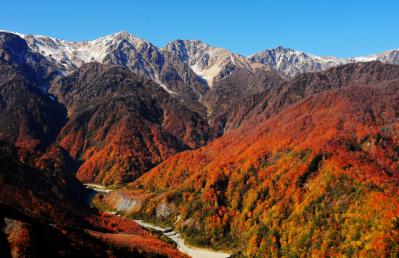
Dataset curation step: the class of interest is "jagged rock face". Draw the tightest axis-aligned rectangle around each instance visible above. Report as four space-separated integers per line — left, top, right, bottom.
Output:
164 39 271 87
370 49 399 64
8 29 399 94
249 46 399 77
20 32 209 112
20 31 162 76
158 51 208 114
249 46 351 77
14 29 399 121
51 63 212 184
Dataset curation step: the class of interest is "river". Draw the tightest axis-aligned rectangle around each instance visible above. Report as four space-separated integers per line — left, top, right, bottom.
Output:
86 184 231 258
134 220 231 258
85 183 114 193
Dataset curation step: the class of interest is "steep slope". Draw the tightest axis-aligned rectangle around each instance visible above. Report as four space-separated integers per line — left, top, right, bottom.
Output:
164 40 270 87
0 32 78 188
0 64 67 152
50 63 212 185
17 31 209 113
0 32 66 152
213 61 399 134
97 63 399 256
204 67 285 118
249 46 399 77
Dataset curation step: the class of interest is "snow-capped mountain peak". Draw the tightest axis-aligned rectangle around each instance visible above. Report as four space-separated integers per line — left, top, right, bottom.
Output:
3 29 399 93
16 31 154 73
164 39 270 87
248 46 349 77
249 46 399 77
92 31 149 48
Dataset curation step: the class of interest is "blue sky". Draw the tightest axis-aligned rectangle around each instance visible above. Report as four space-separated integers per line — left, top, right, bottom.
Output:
1 1 398 57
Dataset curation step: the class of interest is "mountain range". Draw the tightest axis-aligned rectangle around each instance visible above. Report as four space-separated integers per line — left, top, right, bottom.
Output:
6 30 399 115
1 30 399 257
10 30 399 79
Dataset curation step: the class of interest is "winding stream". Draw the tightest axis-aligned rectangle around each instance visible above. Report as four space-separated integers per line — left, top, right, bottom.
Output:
134 220 231 258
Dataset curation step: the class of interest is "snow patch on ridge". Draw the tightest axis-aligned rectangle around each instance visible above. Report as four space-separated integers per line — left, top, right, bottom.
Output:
164 40 270 87
156 80 178 95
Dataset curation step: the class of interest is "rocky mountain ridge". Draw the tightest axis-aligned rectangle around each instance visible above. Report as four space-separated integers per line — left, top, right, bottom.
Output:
249 45 399 77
